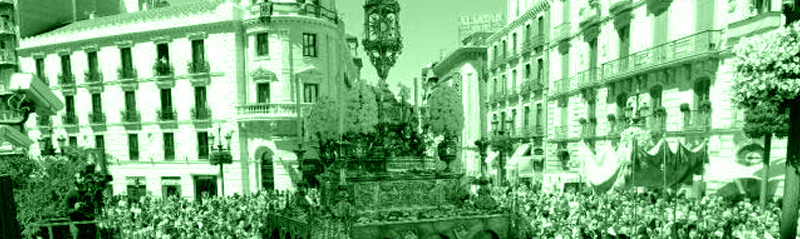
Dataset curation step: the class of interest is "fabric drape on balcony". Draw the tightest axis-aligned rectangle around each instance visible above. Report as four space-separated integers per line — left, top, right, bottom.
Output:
505 143 530 169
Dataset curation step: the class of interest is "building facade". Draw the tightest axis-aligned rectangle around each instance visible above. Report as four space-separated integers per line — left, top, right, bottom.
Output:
429 32 490 176
19 0 360 200
485 0 551 184
542 0 786 194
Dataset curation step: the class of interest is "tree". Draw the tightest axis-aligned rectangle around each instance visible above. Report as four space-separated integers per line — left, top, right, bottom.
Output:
730 21 800 239
426 84 465 170
306 96 341 167
343 80 379 159
740 101 790 209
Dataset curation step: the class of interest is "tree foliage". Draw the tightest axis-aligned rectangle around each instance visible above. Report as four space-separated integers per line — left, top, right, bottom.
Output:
731 22 800 111
344 80 379 136
741 101 790 139
426 85 464 140
306 96 341 143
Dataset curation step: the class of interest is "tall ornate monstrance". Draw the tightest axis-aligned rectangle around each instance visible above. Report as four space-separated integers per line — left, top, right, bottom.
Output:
363 0 402 82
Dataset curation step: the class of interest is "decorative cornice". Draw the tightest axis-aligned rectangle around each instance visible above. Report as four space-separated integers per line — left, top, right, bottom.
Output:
115 41 134 48
187 31 208 40
83 45 99 52
487 0 552 43
250 67 278 82
151 36 173 44
17 21 236 57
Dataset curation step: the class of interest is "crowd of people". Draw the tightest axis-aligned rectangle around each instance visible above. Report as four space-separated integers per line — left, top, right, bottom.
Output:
63 183 784 239
495 184 782 239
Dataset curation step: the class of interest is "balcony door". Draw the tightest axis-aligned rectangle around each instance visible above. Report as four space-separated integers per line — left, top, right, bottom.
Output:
87 51 99 75
121 47 133 73
257 83 270 103
193 175 217 201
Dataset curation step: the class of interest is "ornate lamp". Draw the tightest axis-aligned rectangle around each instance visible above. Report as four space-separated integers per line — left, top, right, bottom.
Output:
363 0 402 82
209 126 233 196
57 135 66 153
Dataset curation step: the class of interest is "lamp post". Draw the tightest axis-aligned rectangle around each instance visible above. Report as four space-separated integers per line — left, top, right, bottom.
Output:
209 126 232 196
294 144 307 188
475 138 489 177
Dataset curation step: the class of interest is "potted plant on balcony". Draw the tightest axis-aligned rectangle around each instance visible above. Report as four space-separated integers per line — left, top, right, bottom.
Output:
427 83 464 172
153 58 173 77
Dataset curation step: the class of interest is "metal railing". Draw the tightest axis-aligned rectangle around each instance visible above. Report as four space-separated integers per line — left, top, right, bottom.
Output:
553 22 571 41
57 72 75 86
88 111 106 124
0 19 15 34
191 105 212 120
255 1 339 24
552 77 570 96
187 60 210 74
601 30 722 80
236 103 313 120
120 109 140 123
117 66 137 80
575 67 600 89
26 219 100 239
554 125 569 139
61 112 78 125
153 60 174 76
84 70 103 83
157 107 177 121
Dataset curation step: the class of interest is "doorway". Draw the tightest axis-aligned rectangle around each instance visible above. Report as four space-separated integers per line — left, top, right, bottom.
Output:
193 175 217 201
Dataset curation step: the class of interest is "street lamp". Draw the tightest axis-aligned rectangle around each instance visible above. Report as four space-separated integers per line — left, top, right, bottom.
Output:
209 126 233 196
475 138 489 177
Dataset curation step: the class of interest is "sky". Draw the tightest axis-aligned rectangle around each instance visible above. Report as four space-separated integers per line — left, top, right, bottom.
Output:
168 0 506 94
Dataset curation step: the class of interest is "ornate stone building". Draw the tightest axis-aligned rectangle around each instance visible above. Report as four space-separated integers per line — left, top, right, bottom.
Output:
543 0 786 194
19 0 360 200
485 0 551 184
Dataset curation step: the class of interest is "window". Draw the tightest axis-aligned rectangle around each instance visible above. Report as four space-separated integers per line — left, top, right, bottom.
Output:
60 55 72 76
257 83 270 103
164 132 175 160
303 84 319 103
500 112 506 132
261 153 274 190
525 64 531 80
120 47 133 71
512 33 518 54
536 103 543 128
524 106 530 132
589 39 598 69
65 96 75 114
256 33 269 56
157 43 169 61
125 91 136 112
69 136 78 147
511 70 517 91
492 45 498 63
537 59 544 82
197 132 209 159
192 40 205 64
525 25 531 42
87 51 99 74
619 26 630 65
303 33 317 57
537 16 544 37
161 177 181 198
511 109 517 135
195 86 207 108
501 40 507 58
160 89 173 109
95 135 105 150
91 93 102 114
128 134 139 160
35 58 46 84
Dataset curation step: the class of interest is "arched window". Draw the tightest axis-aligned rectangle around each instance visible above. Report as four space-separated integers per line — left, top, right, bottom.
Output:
649 85 663 108
261 152 274 190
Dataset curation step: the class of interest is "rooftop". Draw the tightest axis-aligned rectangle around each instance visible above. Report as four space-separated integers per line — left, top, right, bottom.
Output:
30 1 223 39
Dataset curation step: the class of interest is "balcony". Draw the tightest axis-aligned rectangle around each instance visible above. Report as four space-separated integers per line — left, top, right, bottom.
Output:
575 68 600 89
579 6 600 29
117 66 138 81
0 49 14 65
553 23 571 42
120 110 141 124
601 30 721 82
534 125 544 136
506 86 520 101
551 77 571 96
88 111 106 126
156 107 177 122
251 1 339 24
153 59 174 77
609 0 633 15
84 70 103 92
581 122 597 138
36 115 51 128
61 112 78 126
0 19 14 35
236 103 313 121
57 72 76 94
191 105 212 121
554 125 568 140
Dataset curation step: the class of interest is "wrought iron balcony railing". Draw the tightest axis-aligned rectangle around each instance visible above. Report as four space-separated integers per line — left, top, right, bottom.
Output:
535 125 544 135
120 109 141 123
191 105 212 120
575 68 600 89
555 125 569 139
602 30 721 81
0 19 14 34
187 60 210 74
88 111 106 125
551 77 571 96
253 1 340 24
117 66 137 80
236 103 313 120
84 70 103 83
553 22 571 42
157 107 177 121
153 59 174 76
61 112 78 126
57 72 75 86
